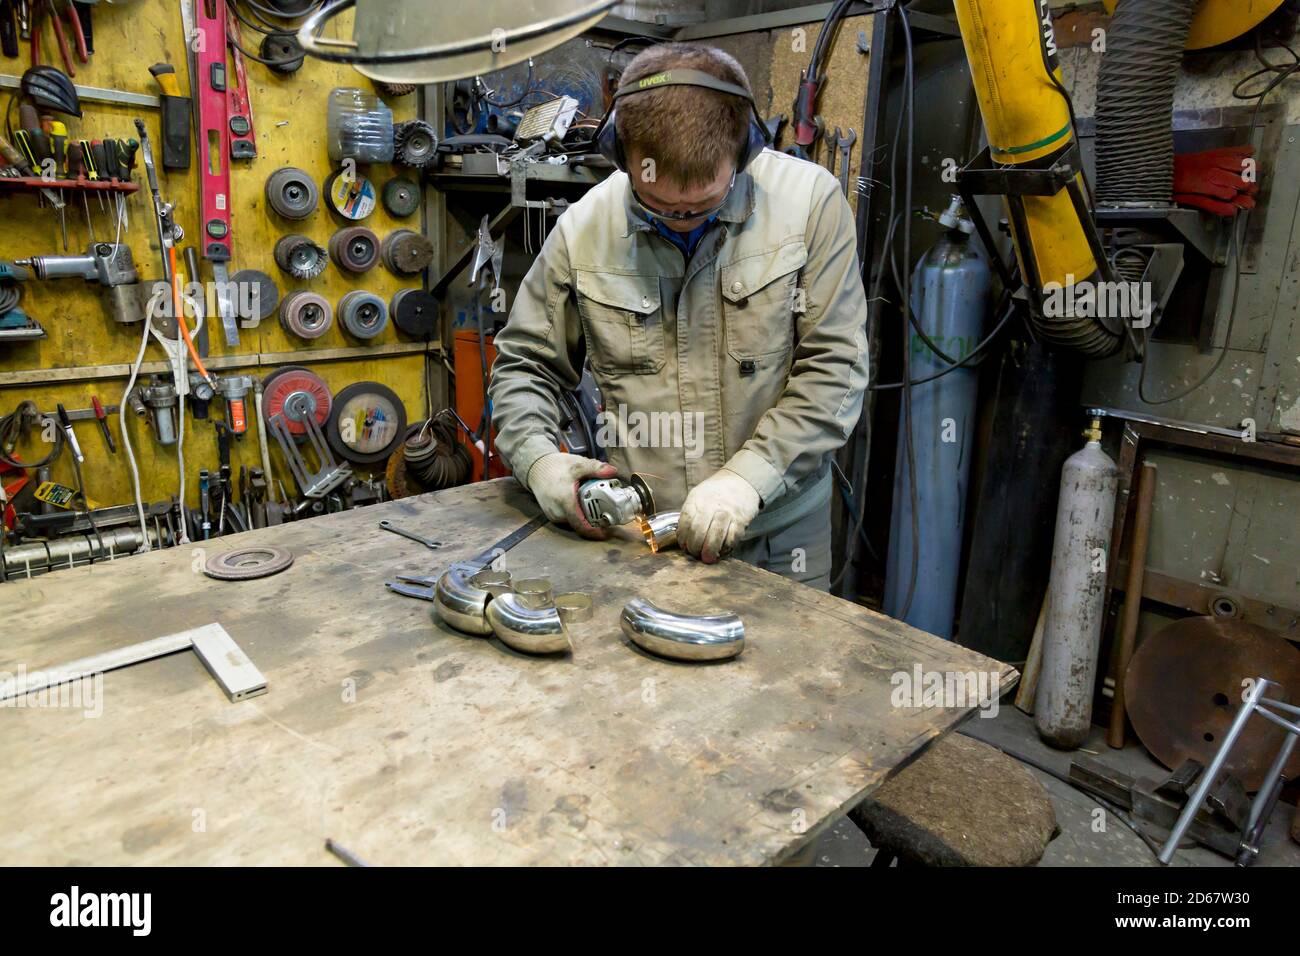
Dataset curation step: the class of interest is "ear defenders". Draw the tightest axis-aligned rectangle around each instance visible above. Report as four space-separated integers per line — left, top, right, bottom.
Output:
594 67 771 174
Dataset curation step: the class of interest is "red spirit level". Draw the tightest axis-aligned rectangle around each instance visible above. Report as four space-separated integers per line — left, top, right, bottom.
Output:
194 0 239 346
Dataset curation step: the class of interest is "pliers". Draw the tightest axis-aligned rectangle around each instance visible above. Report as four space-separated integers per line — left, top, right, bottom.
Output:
29 0 84 76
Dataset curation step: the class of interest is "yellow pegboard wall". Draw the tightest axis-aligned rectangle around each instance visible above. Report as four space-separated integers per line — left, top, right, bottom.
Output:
0 1 431 512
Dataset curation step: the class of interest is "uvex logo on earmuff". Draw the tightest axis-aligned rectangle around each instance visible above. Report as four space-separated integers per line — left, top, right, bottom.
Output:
637 72 672 89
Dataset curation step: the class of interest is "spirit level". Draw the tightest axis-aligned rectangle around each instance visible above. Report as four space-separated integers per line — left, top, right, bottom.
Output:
193 0 239 346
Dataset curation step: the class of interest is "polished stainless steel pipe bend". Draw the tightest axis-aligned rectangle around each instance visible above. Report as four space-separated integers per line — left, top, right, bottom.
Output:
485 591 573 654
619 597 745 661
434 562 494 635
638 511 680 553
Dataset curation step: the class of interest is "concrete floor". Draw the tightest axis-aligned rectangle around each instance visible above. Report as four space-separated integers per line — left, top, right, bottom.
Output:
808 706 1300 867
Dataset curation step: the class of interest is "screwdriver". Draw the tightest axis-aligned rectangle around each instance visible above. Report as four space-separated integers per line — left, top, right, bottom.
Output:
2 130 63 209
0 131 33 175
66 141 94 240
48 119 69 249
48 120 67 177
119 138 139 177
83 139 106 214
91 395 116 453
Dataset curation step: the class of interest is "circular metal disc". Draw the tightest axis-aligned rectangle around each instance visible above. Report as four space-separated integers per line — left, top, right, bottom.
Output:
382 229 434 274
204 545 295 581
325 381 407 464
231 269 280 321
329 226 380 273
273 234 328 279
1125 616 1300 790
279 290 333 339
338 290 389 339
261 33 304 73
390 288 439 337
382 176 421 217
262 365 332 436
324 169 377 220
265 166 319 219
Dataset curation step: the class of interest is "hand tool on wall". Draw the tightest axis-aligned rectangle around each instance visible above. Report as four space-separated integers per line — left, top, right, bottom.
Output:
29 0 76 77
53 0 85 67
148 62 191 170
2 137 64 222
825 126 839 175
193 0 239 346
1 1 18 58
54 402 81 462
11 101 67 219
137 119 213 391
836 127 855 197
71 0 89 53
790 73 819 160
91 394 115 453
0 257 42 339
14 243 140 325
181 246 208 356
252 378 276 503
468 214 503 294
198 467 211 538
212 419 235 534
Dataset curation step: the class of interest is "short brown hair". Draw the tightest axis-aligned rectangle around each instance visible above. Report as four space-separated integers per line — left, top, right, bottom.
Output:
614 43 753 187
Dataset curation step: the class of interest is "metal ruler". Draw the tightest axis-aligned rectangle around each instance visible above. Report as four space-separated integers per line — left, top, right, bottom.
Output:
0 623 266 704
192 0 239 346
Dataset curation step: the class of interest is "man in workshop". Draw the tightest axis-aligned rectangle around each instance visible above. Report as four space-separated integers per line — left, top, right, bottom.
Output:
487 42 869 591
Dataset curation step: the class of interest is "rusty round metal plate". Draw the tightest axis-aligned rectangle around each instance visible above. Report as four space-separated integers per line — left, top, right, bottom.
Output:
204 546 295 581
1124 616 1300 790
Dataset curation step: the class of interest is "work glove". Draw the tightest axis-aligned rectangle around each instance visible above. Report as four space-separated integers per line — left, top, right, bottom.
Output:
1173 145 1259 217
677 468 761 564
525 452 618 540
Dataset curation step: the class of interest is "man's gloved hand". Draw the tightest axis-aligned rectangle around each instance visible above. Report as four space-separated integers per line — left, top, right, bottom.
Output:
678 468 761 564
525 452 618 539
1174 145 1259 217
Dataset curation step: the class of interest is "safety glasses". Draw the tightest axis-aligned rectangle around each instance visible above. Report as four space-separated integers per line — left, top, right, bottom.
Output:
629 169 737 222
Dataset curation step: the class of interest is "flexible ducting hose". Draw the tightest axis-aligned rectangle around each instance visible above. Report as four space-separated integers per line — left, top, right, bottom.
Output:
952 0 1122 357
403 410 472 489
1096 0 1198 206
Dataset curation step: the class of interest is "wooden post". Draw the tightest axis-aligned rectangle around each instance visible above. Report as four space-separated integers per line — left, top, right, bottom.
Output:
1108 461 1157 749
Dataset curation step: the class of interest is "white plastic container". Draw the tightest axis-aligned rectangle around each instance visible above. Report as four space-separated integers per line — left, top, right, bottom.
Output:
327 88 394 163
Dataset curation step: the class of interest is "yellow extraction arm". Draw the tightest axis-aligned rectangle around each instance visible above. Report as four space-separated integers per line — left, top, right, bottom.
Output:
951 0 1116 355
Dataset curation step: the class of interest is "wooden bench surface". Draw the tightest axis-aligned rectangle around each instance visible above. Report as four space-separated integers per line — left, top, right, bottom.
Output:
0 479 1016 865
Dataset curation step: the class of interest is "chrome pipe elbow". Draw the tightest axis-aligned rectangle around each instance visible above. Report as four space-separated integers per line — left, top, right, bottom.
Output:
638 511 680 553
485 591 573 655
619 597 745 661
434 562 494 635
